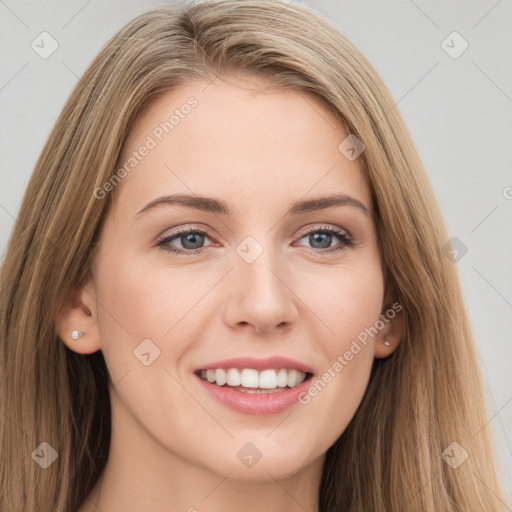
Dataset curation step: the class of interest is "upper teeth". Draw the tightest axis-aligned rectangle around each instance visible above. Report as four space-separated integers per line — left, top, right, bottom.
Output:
200 368 307 389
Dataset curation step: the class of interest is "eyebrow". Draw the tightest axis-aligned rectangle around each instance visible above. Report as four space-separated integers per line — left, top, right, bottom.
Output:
134 193 373 220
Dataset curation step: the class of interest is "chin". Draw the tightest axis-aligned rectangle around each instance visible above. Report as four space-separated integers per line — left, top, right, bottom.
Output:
194 439 323 482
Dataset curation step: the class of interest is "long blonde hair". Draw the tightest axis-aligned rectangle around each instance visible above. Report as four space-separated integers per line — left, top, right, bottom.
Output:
0 1 506 510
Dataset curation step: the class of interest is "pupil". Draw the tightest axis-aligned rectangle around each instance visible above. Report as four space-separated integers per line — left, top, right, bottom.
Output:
311 232 331 249
182 233 203 249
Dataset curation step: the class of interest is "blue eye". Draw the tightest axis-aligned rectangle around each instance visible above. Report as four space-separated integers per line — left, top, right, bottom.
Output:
157 225 353 255
157 228 214 254
296 227 353 252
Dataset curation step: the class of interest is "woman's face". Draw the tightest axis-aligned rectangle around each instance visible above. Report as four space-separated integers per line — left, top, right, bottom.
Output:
82 76 396 480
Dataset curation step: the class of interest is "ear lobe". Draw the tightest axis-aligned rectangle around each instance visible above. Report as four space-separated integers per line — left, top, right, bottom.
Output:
55 281 102 354
374 300 404 359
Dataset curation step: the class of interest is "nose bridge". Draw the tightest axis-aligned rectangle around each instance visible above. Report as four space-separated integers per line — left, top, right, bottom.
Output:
227 232 298 332
236 233 286 299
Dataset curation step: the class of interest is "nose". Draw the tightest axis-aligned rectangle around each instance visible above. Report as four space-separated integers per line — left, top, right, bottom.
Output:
223 247 299 336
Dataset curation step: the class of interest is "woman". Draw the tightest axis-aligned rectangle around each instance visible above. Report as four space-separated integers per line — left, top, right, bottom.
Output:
0 1 506 510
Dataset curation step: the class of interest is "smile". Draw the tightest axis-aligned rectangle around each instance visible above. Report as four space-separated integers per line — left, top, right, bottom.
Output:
197 368 308 392
194 356 314 415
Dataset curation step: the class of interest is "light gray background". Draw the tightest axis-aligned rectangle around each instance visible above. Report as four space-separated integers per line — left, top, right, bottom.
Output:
1 0 511 503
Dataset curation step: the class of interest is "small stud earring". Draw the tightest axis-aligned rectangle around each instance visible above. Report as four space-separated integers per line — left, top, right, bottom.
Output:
71 330 82 340
381 339 390 346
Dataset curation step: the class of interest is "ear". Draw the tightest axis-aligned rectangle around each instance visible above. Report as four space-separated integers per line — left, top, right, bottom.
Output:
374 297 404 359
55 278 102 354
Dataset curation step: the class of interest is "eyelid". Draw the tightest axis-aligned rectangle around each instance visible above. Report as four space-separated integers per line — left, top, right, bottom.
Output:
157 223 351 244
295 223 351 239
157 223 218 241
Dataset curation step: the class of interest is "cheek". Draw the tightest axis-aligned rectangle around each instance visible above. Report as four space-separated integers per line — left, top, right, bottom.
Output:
297 332 375 459
301 256 384 345
295 261 383 443
94 250 212 353
92 252 207 432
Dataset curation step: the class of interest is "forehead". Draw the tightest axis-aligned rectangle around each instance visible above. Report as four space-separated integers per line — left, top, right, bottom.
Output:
112 76 371 219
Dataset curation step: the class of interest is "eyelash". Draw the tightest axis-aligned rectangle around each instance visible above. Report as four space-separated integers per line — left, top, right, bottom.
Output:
156 225 354 256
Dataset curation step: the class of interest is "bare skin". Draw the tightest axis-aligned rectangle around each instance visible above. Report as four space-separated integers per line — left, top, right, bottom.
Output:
58 75 403 512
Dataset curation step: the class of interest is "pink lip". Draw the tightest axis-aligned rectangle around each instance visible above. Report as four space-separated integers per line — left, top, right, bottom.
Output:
194 356 314 415
194 356 314 374
195 373 312 415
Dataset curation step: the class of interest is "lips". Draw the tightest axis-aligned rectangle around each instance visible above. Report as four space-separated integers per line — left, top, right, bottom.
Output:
195 356 314 374
193 356 314 415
